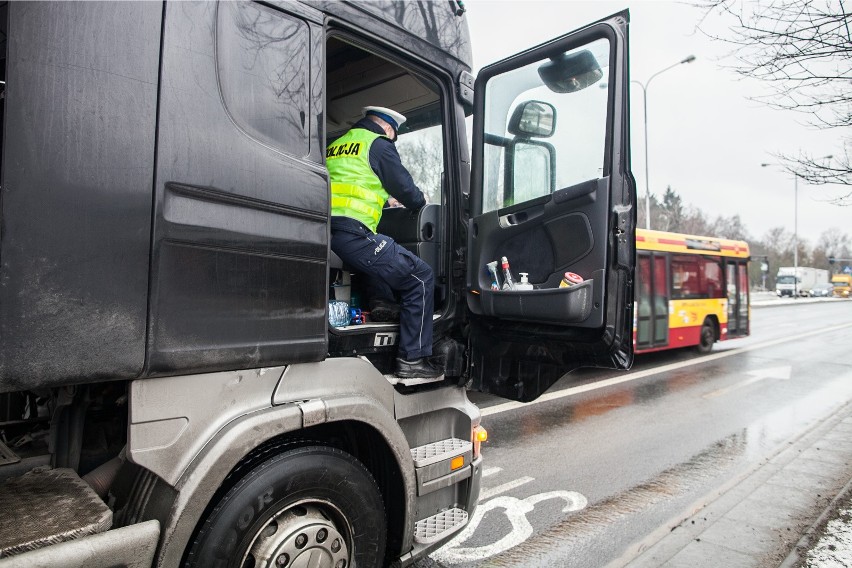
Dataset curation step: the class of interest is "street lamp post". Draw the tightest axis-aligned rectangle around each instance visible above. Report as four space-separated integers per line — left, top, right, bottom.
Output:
762 156 832 298
635 55 696 230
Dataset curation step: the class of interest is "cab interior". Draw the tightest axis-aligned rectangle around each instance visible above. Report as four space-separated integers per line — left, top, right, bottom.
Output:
324 37 449 345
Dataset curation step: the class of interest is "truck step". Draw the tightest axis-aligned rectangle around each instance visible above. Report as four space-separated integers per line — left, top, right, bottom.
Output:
414 507 468 544
384 373 445 387
0 467 112 557
0 440 20 466
410 438 472 468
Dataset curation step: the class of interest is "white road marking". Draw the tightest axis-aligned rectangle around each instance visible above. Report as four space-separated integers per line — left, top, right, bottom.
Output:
703 365 792 399
481 321 852 417
432 489 588 564
482 466 502 478
478 476 535 501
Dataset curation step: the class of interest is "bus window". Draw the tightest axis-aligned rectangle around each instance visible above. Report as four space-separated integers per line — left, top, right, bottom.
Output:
704 257 724 299
738 262 750 334
653 255 668 345
672 255 723 299
672 255 699 299
636 252 668 349
636 254 652 347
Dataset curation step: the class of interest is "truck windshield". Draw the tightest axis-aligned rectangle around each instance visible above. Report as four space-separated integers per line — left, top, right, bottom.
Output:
777 276 797 284
397 124 444 205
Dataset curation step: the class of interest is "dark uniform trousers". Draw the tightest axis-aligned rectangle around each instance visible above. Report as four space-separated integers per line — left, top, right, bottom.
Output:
331 217 434 360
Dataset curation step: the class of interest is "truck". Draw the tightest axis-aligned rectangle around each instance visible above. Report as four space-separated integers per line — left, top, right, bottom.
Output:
0 2 635 566
775 266 828 297
830 273 852 298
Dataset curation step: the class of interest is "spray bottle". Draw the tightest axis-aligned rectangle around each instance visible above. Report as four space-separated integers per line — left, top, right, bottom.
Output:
500 256 515 290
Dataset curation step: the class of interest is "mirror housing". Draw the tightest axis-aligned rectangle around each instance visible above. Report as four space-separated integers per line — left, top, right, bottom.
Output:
537 50 602 93
508 100 556 138
509 139 555 202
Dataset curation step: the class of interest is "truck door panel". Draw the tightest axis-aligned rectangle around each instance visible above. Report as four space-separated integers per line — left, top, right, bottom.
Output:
467 13 635 402
147 2 328 374
0 2 161 390
469 177 609 326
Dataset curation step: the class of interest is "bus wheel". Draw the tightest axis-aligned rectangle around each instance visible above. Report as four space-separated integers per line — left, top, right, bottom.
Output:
184 446 386 568
697 319 715 354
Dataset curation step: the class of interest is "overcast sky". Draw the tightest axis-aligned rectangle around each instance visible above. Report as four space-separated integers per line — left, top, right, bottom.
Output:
464 0 848 247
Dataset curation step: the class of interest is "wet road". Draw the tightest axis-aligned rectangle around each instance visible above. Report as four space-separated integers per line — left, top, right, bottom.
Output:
422 299 852 567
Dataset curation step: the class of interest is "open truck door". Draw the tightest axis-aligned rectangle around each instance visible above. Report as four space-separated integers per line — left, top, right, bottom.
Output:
467 12 636 402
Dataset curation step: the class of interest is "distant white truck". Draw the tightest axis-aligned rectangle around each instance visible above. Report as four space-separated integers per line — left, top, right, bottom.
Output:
776 266 829 297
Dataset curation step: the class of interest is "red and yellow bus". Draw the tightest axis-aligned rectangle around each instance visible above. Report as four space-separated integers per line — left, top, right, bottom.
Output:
635 229 750 354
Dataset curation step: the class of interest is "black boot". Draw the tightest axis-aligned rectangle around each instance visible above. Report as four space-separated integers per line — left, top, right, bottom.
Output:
370 299 401 322
395 357 444 379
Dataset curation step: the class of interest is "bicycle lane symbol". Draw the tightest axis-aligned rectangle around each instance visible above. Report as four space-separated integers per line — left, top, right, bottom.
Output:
431 468 588 565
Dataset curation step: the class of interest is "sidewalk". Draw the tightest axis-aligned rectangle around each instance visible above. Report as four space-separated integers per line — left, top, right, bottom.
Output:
622 401 852 568
750 291 840 308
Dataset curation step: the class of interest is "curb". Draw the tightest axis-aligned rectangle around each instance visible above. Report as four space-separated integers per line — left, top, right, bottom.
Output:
751 298 840 309
778 475 852 568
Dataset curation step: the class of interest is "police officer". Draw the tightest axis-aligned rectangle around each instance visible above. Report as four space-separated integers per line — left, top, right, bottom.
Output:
327 106 443 379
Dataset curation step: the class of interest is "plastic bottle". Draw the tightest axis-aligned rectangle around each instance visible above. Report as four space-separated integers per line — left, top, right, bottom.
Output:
559 272 585 288
328 300 350 327
501 256 515 290
515 272 534 291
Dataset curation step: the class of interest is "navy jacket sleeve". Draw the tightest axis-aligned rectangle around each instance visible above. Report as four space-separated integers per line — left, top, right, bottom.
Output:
354 119 426 211
370 140 427 211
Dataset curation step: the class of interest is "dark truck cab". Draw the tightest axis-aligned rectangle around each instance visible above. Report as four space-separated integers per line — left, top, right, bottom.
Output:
0 2 634 566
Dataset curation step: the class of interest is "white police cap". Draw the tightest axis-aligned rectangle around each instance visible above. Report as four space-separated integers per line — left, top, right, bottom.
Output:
363 106 407 130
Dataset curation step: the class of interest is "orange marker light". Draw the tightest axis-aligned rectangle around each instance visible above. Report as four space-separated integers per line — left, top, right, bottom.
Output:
450 455 465 471
472 425 488 459
475 427 488 443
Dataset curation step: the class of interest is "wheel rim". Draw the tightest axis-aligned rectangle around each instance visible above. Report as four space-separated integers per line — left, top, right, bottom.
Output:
242 502 351 568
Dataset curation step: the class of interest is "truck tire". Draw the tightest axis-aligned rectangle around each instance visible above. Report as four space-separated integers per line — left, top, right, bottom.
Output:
184 446 386 568
696 319 715 354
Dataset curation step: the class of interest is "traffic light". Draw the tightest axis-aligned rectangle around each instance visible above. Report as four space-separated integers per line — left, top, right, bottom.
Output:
829 257 836 265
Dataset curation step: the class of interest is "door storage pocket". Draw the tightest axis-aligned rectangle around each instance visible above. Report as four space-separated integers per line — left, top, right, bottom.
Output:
479 280 593 324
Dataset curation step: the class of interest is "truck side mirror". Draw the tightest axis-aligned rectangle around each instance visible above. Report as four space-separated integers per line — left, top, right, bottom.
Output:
507 100 556 138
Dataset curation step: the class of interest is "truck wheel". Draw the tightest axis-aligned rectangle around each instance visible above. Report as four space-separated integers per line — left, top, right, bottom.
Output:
184 446 386 568
696 319 715 354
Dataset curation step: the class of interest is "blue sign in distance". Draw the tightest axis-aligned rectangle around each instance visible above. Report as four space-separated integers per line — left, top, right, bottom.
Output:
844 265 852 274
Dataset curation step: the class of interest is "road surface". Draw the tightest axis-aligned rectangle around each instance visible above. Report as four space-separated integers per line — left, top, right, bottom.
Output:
420 299 852 567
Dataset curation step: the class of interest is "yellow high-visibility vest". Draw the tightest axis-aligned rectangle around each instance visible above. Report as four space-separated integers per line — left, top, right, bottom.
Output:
326 129 389 233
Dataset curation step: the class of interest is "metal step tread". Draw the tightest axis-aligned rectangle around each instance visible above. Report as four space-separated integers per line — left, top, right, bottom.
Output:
414 508 468 545
411 438 472 468
384 373 445 387
0 467 112 556
0 441 20 466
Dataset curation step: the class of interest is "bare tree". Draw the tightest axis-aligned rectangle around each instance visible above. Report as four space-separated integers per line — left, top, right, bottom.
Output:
710 214 751 241
659 186 687 232
813 227 852 267
397 131 444 204
696 1 852 196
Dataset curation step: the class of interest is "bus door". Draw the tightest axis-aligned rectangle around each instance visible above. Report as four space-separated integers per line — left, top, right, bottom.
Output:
636 252 669 349
726 261 749 337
